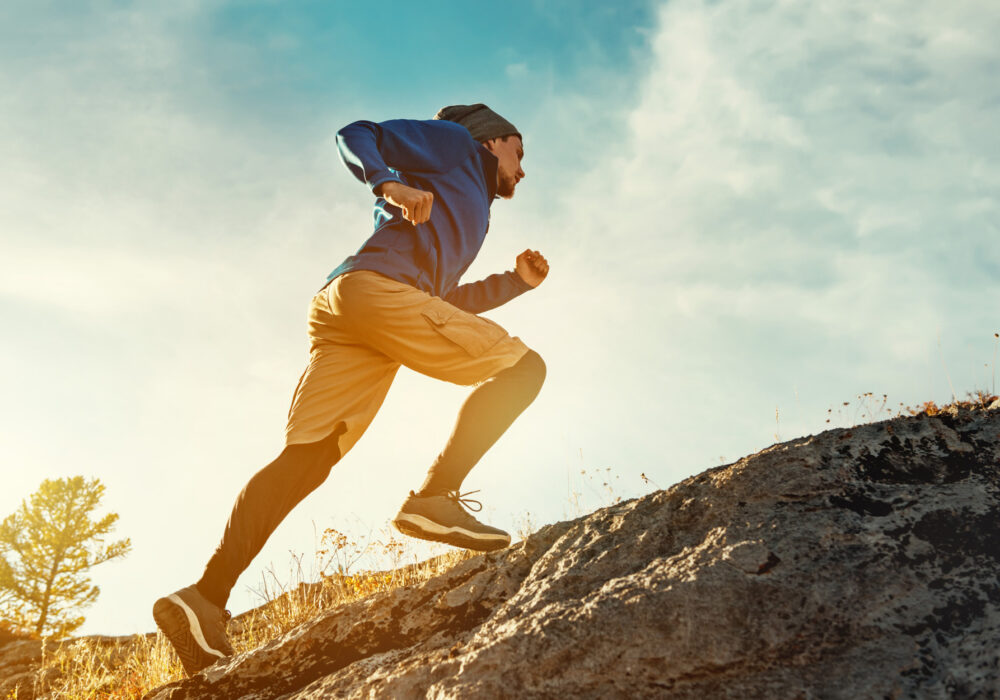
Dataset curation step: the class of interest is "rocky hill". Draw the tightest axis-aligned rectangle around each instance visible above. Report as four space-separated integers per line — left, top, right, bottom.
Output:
5 402 1000 698
140 402 1000 699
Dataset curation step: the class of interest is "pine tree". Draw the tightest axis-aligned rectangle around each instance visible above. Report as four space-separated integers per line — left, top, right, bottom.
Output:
0 476 131 638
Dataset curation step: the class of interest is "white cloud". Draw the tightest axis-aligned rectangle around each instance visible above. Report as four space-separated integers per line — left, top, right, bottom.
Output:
571 0 999 330
505 62 529 79
510 0 1000 508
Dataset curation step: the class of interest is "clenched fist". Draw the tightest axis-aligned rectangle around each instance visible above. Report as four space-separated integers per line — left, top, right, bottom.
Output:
515 249 549 288
377 181 434 225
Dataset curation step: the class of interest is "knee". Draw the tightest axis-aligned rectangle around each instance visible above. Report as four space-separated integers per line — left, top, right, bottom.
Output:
488 349 546 396
520 349 546 390
526 349 546 380
309 421 346 470
283 425 344 482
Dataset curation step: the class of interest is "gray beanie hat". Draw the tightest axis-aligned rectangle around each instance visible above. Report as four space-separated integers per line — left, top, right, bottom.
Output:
433 103 521 143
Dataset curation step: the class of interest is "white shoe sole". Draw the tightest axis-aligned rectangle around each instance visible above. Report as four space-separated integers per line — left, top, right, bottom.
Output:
393 512 510 551
152 593 228 676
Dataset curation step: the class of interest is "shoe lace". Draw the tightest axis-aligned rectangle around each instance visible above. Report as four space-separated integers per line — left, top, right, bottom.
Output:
446 489 483 512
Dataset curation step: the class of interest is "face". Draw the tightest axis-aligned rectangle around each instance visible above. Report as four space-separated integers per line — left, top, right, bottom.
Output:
484 135 525 199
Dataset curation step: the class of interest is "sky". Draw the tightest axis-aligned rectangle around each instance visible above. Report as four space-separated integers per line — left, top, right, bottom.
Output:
1 0 998 637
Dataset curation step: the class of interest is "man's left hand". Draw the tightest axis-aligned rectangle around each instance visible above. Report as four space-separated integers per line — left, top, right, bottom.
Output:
515 249 549 288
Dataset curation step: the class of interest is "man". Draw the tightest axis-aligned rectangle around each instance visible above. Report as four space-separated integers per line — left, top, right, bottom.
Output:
153 103 549 676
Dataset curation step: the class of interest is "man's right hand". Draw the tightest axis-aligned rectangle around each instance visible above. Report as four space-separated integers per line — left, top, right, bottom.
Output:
376 181 434 225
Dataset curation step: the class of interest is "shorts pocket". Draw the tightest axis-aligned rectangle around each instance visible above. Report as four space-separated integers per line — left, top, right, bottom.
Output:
421 299 508 358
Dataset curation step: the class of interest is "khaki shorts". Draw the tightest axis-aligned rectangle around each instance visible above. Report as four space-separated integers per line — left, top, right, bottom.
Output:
284 270 529 449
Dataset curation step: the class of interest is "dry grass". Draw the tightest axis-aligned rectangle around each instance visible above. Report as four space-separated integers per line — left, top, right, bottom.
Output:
5 526 478 700
823 389 998 428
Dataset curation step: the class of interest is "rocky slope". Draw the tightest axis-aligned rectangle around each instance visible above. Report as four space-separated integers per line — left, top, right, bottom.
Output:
137 402 1000 699
4 403 998 698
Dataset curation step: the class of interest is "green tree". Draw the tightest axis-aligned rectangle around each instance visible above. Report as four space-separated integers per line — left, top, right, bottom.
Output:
0 476 131 638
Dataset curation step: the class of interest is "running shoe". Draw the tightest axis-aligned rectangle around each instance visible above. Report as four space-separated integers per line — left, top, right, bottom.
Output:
153 584 234 676
393 490 510 551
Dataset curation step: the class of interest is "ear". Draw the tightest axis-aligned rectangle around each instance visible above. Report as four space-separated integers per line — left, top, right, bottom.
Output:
481 137 498 153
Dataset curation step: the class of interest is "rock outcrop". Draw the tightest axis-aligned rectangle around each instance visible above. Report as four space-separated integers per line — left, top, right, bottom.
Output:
140 404 1000 699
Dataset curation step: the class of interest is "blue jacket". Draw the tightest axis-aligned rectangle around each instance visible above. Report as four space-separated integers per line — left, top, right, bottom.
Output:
328 118 532 314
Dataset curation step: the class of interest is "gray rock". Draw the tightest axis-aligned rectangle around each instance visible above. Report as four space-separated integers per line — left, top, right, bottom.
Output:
142 406 1000 699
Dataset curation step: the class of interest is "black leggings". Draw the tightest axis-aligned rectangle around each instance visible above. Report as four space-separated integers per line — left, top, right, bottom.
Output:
196 349 545 608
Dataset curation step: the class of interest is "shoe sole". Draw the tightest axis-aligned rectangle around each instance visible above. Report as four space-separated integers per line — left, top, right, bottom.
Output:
393 513 510 552
153 594 227 676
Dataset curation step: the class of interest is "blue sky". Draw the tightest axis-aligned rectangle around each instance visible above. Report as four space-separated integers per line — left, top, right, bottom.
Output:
1 0 998 637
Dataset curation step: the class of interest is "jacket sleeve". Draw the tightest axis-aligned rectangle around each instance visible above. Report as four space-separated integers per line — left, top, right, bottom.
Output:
443 270 534 314
336 119 476 194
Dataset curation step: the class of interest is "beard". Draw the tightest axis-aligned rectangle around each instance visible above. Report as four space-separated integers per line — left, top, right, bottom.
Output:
497 168 518 198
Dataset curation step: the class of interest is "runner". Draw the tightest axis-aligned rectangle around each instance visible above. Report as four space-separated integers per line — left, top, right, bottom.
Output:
153 103 549 675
